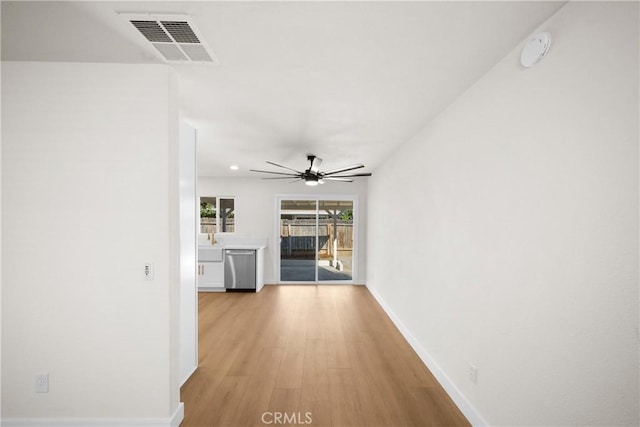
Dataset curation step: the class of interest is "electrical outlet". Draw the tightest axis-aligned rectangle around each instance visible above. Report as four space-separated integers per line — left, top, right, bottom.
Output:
144 262 154 281
468 364 478 384
35 373 49 393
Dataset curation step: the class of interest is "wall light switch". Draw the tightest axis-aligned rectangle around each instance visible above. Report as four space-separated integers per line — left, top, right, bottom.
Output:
144 262 154 281
35 373 49 393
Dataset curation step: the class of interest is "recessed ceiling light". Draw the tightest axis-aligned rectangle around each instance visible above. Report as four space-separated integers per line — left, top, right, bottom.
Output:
229 165 239 171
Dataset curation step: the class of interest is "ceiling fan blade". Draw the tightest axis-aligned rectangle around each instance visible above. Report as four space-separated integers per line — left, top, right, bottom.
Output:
249 169 300 177
323 177 353 182
261 176 301 180
309 156 322 173
325 173 372 178
321 164 364 176
265 161 303 174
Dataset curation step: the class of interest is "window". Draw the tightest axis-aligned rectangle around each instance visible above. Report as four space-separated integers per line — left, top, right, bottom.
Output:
200 196 235 234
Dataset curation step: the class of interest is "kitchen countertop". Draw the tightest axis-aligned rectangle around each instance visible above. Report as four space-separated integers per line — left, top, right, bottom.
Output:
223 244 267 250
198 235 268 254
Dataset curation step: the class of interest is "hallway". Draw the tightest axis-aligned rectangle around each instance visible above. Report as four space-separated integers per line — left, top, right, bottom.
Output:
180 285 469 426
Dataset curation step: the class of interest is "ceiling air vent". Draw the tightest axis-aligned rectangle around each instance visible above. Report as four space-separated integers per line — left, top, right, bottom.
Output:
120 13 218 64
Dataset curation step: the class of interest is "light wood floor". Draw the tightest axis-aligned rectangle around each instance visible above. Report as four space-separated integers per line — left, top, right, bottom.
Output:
180 285 470 427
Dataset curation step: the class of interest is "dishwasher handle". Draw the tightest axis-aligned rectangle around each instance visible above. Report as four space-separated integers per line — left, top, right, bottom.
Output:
225 250 255 256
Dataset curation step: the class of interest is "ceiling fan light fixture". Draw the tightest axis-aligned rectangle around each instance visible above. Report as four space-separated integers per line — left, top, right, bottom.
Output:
304 175 319 186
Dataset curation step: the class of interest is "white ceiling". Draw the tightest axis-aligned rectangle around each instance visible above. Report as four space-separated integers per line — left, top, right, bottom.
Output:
2 1 565 178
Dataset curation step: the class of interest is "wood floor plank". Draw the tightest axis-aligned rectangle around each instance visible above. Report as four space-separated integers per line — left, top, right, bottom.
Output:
180 285 470 427
327 367 366 426
230 347 285 427
302 338 328 385
274 344 305 389
266 387 302 427
300 382 332 427
325 339 351 369
208 375 252 426
305 304 326 341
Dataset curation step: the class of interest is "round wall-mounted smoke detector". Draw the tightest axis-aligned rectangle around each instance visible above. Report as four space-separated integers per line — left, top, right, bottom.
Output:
520 32 552 68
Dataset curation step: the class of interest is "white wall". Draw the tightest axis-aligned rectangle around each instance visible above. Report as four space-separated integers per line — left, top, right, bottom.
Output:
367 2 639 426
1 62 182 424
179 123 197 385
199 177 367 284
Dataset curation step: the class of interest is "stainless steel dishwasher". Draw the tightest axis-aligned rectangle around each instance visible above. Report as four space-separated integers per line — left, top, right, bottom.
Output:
224 249 256 291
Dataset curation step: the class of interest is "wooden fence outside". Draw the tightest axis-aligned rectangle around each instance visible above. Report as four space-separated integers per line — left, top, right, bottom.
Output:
200 218 235 234
280 219 353 258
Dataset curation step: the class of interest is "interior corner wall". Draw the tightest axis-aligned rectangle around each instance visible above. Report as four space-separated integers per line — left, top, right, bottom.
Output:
1 62 181 423
198 177 367 284
366 2 639 426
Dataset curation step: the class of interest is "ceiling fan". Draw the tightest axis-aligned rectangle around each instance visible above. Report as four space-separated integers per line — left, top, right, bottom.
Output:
250 155 372 186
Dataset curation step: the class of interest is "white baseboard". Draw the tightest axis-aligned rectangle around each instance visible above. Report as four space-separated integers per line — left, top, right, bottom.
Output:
181 363 198 386
2 403 185 427
366 286 489 427
197 287 225 292
170 403 184 427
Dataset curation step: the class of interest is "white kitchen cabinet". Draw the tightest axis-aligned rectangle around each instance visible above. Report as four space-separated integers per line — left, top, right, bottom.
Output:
197 261 224 290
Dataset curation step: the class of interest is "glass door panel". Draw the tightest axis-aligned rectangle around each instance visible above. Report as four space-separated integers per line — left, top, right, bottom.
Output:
280 200 317 282
318 200 353 281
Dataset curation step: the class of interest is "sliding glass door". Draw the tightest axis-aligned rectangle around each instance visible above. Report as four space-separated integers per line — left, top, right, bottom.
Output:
280 199 317 282
318 200 353 281
279 197 355 283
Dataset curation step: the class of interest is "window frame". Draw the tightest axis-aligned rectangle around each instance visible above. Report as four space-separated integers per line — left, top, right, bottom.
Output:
200 196 236 235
